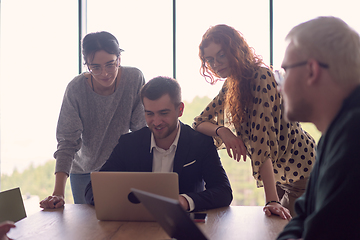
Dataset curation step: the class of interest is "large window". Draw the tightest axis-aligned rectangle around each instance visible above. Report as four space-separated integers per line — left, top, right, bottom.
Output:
176 0 270 102
273 0 360 69
0 0 78 213
272 0 360 142
176 0 270 205
86 0 173 80
1 0 359 215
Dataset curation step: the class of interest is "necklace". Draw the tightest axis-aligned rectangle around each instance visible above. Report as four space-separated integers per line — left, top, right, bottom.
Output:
91 75 117 94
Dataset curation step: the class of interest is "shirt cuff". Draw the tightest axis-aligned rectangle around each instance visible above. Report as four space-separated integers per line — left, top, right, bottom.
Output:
181 194 195 212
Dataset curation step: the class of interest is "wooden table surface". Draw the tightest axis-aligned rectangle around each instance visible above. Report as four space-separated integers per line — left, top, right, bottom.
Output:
7 204 288 240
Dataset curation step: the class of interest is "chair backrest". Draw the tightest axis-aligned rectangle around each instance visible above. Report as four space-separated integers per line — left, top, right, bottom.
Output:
0 187 27 222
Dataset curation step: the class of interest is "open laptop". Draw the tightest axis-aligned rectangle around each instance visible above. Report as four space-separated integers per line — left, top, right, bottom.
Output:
0 187 27 222
90 172 179 221
131 188 208 240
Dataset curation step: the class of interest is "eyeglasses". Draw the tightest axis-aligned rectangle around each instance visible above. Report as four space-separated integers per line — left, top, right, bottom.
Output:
282 60 329 72
274 69 285 86
274 60 329 86
88 59 119 75
205 52 227 67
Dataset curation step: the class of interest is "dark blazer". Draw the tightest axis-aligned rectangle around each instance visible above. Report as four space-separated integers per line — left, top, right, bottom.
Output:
85 122 233 211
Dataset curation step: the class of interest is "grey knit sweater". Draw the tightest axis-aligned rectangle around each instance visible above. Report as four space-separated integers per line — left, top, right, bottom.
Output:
54 66 146 175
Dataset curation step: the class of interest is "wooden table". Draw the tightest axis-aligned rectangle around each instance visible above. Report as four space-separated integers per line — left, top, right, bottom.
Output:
7 204 288 240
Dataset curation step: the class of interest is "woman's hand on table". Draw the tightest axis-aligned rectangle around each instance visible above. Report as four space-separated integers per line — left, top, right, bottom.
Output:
39 195 65 209
263 202 292 220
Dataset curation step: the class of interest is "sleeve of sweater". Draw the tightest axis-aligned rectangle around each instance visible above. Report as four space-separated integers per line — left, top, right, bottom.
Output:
129 68 146 132
54 80 83 175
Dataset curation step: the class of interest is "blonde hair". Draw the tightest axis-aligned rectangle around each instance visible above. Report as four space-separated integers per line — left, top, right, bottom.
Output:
286 16 360 88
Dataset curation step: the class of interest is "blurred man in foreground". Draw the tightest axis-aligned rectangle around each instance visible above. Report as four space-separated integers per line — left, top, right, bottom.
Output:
276 16 360 240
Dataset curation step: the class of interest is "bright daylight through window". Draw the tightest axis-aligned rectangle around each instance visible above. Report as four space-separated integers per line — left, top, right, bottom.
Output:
0 0 359 216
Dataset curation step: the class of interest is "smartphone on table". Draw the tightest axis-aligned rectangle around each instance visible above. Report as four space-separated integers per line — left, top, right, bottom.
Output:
189 212 207 223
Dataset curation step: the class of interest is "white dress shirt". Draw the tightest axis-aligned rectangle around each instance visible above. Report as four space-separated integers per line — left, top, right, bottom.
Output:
150 124 195 211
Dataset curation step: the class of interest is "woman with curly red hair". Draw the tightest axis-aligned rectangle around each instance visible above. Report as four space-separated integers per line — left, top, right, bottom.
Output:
193 24 316 219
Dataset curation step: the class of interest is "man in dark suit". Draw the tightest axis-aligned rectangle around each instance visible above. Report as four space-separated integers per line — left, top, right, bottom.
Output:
85 76 233 211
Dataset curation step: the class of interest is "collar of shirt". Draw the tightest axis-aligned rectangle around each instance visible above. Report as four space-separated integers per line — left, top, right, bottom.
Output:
150 123 181 173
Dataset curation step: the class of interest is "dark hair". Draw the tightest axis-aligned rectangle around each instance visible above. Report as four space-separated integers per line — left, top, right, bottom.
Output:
82 31 124 64
140 76 181 106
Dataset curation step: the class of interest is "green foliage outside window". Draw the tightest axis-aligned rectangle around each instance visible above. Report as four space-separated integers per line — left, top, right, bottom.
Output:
0 95 320 207
1 161 73 204
181 96 265 206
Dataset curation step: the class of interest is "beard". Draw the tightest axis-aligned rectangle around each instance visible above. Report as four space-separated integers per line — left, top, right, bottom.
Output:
151 122 178 140
284 97 313 123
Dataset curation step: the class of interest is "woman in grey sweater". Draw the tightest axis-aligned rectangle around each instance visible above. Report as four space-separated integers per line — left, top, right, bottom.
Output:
40 31 146 208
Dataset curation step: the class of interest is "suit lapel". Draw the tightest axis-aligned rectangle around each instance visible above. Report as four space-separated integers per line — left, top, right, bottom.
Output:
140 127 153 172
173 123 190 174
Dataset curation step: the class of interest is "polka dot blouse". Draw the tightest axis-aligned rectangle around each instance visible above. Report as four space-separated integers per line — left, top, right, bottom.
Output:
193 67 316 187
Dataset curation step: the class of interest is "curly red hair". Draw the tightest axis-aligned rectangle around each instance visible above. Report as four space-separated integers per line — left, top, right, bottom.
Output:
199 24 265 128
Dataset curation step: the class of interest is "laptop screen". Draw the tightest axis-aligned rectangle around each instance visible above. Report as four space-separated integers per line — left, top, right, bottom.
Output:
91 172 179 221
